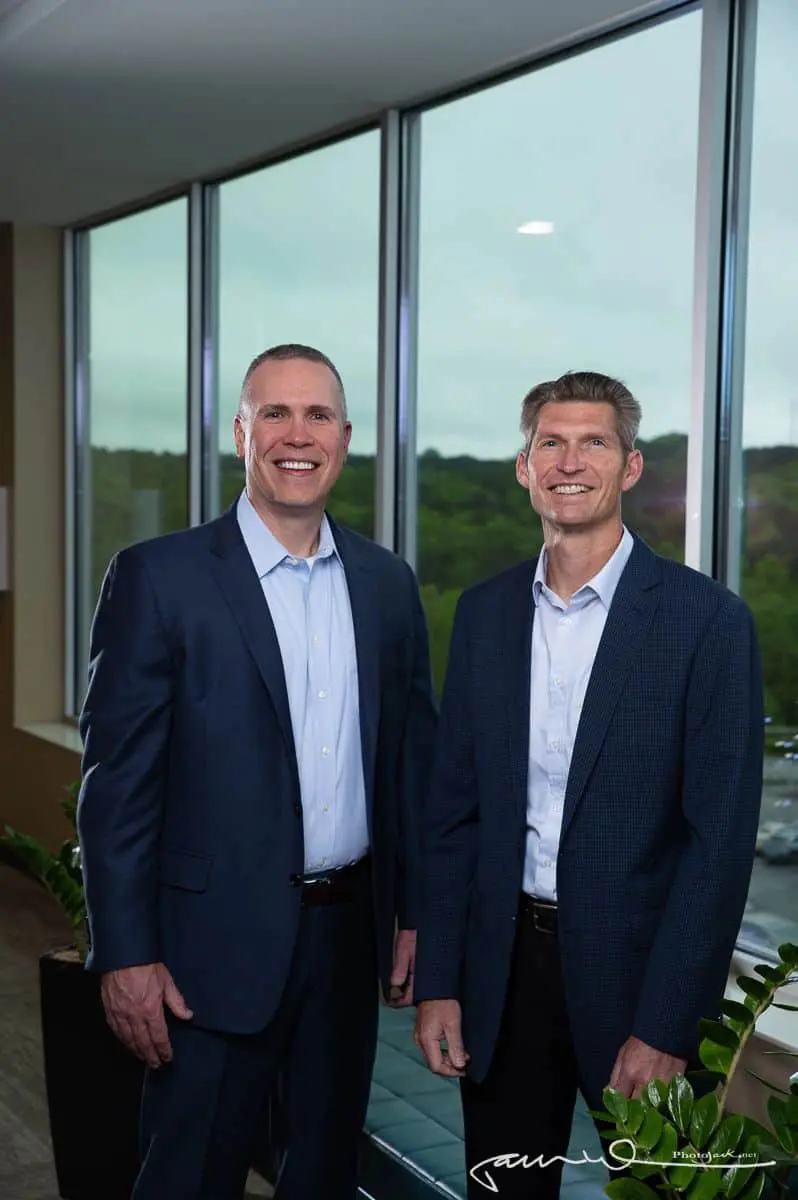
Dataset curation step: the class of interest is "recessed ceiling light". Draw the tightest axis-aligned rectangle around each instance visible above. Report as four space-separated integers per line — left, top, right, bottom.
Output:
517 220 555 235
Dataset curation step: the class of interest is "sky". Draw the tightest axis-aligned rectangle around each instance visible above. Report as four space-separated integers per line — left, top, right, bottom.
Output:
87 0 798 460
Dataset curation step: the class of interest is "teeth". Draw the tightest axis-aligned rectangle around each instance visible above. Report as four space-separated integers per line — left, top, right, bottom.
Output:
552 485 589 494
276 461 315 470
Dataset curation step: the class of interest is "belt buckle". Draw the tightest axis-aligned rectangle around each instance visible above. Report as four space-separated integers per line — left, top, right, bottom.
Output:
532 901 556 935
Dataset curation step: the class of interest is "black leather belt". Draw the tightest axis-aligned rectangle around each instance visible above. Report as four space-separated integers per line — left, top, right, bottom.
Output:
290 855 371 906
519 893 558 934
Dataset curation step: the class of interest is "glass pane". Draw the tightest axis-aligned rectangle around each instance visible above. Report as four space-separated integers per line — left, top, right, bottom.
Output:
738 0 798 955
78 200 189 702
216 133 381 537
414 13 702 693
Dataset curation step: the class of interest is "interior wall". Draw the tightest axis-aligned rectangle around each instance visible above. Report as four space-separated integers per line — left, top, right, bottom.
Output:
0 223 81 850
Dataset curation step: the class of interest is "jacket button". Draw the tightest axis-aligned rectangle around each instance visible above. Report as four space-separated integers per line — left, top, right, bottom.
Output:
294 804 301 817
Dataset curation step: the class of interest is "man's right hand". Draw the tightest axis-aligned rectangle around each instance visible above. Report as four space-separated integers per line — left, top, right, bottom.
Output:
414 999 469 1078
101 962 193 1068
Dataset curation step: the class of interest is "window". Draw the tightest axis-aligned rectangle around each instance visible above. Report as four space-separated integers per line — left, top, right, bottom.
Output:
216 133 381 536
413 13 702 691
736 0 798 956
75 199 189 707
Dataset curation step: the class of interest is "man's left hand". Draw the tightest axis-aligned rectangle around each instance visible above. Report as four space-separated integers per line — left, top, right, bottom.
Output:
609 1036 687 1099
388 929 416 1006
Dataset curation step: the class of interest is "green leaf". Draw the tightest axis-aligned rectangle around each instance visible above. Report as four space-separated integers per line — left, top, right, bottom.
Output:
719 1000 755 1030
668 1075 695 1134
652 1120 679 1166
737 978 769 1004
740 1117 772 1148
767 1096 788 1129
690 1092 721 1149
642 1077 668 1110
707 1114 745 1161
785 1094 798 1123
753 963 786 985
636 1107 664 1151
603 1088 630 1126
777 942 798 967
605 1180 660 1200
698 1019 740 1050
624 1098 646 1135
670 1163 699 1189
686 1169 722 1200
771 1002 798 1012
699 1038 735 1076
734 1174 765 1200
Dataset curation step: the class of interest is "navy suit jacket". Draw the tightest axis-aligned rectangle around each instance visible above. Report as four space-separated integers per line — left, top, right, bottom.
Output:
414 534 764 1107
77 503 437 1035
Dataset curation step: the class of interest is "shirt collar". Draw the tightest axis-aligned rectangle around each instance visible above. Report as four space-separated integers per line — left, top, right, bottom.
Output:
532 525 634 611
236 488 339 579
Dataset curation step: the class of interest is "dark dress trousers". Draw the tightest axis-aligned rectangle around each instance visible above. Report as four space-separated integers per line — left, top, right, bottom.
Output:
415 534 764 1196
77 502 437 1199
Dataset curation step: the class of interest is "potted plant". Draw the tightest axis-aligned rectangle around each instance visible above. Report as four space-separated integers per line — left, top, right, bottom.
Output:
593 941 798 1199
2 783 145 1200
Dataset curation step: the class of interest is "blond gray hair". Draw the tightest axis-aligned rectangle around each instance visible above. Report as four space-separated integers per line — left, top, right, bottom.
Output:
520 370 641 455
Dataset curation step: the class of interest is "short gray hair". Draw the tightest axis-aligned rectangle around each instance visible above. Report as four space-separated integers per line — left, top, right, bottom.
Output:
239 343 348 421
520 370 641 455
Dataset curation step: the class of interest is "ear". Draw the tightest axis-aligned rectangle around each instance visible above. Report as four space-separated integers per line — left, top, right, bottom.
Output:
343 422 353 453
516 448 531 489
233 414 245 459
621 448 644 493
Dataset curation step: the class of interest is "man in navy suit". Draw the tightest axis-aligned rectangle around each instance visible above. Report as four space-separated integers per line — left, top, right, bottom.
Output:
414 371 764 1198
77 343 436 1199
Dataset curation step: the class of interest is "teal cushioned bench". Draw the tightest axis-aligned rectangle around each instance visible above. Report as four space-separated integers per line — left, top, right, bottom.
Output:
365 1006 609 1199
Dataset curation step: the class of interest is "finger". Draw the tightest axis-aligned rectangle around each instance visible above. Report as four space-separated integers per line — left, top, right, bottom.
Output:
419 1034 443 1073
443 1025 468 1070
127 1017 166 1069
146 1011 174 1063
163 980 193 1021
438 1051 468 1078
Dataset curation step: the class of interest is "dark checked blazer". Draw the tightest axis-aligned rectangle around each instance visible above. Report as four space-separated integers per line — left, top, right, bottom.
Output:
414 532 764 1108
77 502 437 1034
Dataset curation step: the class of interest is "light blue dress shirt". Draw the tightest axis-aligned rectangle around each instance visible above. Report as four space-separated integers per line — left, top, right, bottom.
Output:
236 490 369 874
522 526 634 901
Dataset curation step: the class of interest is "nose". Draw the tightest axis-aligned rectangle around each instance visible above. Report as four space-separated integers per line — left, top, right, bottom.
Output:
283 415 313 446
557 443 584 473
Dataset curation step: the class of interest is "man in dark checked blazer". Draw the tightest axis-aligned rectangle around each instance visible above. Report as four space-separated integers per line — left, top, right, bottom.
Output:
413 370 764 1199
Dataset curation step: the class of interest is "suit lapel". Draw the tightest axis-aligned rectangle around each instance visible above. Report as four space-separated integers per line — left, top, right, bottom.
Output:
560 538 663 840
328 518 380 811
208 507 298 773
501 563 536 828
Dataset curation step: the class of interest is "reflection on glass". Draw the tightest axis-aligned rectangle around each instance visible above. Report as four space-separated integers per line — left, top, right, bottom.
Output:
414 14 701 693
737 0 798 955
216 133 381 536
78 200 189 699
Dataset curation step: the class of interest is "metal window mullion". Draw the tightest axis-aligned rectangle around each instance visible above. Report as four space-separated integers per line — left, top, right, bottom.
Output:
396 114 422 571
374 111 402 551
202 185 221 521
63 229 76 717
716 0 758 595
72 229 93 713
188 184 204 528
685 0 736 575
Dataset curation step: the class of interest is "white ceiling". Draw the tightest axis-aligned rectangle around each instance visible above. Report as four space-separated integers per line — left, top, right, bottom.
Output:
0 0 679 226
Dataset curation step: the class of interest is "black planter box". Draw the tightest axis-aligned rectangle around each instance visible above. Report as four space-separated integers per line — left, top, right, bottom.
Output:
40 949 146 1200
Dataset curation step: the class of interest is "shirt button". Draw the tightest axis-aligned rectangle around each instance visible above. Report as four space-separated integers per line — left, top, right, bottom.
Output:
318 690 328 700
321 746 330 756
322 805 330 813
312 635 321 645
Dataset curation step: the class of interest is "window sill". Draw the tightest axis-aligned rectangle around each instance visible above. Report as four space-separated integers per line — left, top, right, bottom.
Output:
727 948 798 1051
16 721 82 755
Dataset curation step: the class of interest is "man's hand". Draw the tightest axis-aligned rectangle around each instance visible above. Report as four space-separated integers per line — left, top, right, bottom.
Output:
101 962 193 1068
415 999 469 1078
609 1035 687 1099
388 928 416 1006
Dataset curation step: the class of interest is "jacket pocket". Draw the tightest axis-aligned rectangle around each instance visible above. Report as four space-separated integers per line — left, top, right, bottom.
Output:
159 848 213 892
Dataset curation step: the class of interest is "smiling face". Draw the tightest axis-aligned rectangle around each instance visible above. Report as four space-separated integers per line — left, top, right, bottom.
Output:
516 400 643 533
233 356 351 519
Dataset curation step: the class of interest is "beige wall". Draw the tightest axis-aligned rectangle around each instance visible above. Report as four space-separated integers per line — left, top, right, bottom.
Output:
0 223 80 849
